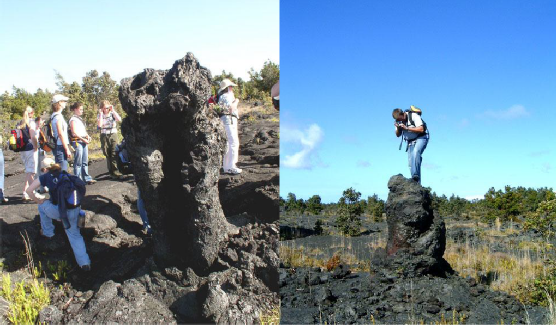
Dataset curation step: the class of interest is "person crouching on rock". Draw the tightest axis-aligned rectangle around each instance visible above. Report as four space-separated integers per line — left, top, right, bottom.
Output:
69 102 96 185
217 79 242 175
393 107 429 183
51 94 72 172
25 157 91 271
97 100 123 180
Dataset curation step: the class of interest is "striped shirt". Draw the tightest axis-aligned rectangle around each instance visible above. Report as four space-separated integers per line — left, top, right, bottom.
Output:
98 112 118 134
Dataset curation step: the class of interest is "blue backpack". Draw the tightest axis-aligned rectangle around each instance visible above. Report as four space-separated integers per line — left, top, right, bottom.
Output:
51 171 86 228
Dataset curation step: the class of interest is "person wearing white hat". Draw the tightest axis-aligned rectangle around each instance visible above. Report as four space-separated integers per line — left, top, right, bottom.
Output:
51 94 72 172
216 79 242 175
25 157 91 271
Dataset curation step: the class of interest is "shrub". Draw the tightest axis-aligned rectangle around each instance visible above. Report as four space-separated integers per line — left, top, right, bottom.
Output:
336 188 363 236
524 198 556 238
326 255 341 271
0 274 50 324
314 219 324 235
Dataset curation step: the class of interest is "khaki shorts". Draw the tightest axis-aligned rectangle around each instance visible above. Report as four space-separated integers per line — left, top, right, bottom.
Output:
20 150 37 174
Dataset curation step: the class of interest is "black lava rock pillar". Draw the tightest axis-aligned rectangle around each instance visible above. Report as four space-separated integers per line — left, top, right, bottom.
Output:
384 174 452 276
119 53 230 274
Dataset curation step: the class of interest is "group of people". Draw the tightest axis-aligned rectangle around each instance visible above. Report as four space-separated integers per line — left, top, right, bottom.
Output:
0 81 281 271
0 95 150 271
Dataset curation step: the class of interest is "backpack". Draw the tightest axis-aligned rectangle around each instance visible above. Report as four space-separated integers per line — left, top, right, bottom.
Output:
8 126 31 152
40 117 57 152
115 140 132 175
51 171 86 228
51 171 86 207
405 105 427 132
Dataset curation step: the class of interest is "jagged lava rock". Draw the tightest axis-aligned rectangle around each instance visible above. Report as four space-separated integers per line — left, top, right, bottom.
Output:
119 52 232 273
385 174 451 276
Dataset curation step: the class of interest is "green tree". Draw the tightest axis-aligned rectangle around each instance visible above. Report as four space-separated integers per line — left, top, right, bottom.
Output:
307 195 323 216
248 60 280 94
524 198 556 238
314 219 324 235
367 194 385 222
336 187 363 236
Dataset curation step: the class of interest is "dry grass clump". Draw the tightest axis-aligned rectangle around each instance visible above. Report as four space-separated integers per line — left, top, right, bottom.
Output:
260 304 280 325
279 245 326 269
279 243 370 272
444 239 545 302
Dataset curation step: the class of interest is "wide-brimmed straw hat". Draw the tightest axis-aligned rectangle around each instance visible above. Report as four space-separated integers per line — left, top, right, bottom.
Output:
219 79 237 92
51 94 69 104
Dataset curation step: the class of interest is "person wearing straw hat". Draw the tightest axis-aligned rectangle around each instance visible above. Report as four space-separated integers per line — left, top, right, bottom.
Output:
25 157 91 271
217 79 242 175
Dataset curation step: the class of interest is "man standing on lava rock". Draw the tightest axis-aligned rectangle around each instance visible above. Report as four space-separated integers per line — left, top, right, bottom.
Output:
393 106 429 183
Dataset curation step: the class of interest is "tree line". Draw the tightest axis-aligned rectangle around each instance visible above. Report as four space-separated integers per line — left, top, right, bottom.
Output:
281 185 556 237
0 61 279 141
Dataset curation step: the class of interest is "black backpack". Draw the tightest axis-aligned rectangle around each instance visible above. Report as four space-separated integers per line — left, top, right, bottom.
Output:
40 117 57 151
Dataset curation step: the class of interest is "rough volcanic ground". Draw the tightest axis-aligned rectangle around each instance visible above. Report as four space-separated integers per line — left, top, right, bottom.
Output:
279 177 550 324
0 102 279 323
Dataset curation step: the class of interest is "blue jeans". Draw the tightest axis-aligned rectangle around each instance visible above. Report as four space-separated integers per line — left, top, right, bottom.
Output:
408 137 428 183
72 142 93 182
36 149 45 192
137 189 149 227
38 200 90 267
53 145 69 172
0 149 4 191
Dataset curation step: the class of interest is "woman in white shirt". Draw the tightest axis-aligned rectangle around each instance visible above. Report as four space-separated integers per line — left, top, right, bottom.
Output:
69 102 96 184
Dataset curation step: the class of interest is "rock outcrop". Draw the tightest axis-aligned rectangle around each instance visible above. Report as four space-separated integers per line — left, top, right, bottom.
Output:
384 174 452 276
119 53 232 273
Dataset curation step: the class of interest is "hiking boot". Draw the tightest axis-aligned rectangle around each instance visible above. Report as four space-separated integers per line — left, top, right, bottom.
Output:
226 168 242 175
81 264 91 272
0 190 7 204
142 225 153 236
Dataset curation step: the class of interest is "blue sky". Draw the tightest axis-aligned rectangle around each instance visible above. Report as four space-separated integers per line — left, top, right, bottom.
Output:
280 0 556 202
0 0 279 93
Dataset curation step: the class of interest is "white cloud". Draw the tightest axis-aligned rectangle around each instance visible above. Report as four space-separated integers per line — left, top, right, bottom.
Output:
281 124 324 169
480 104 530 120
423 162 440 170
529 150 551 157
357 160 371 168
